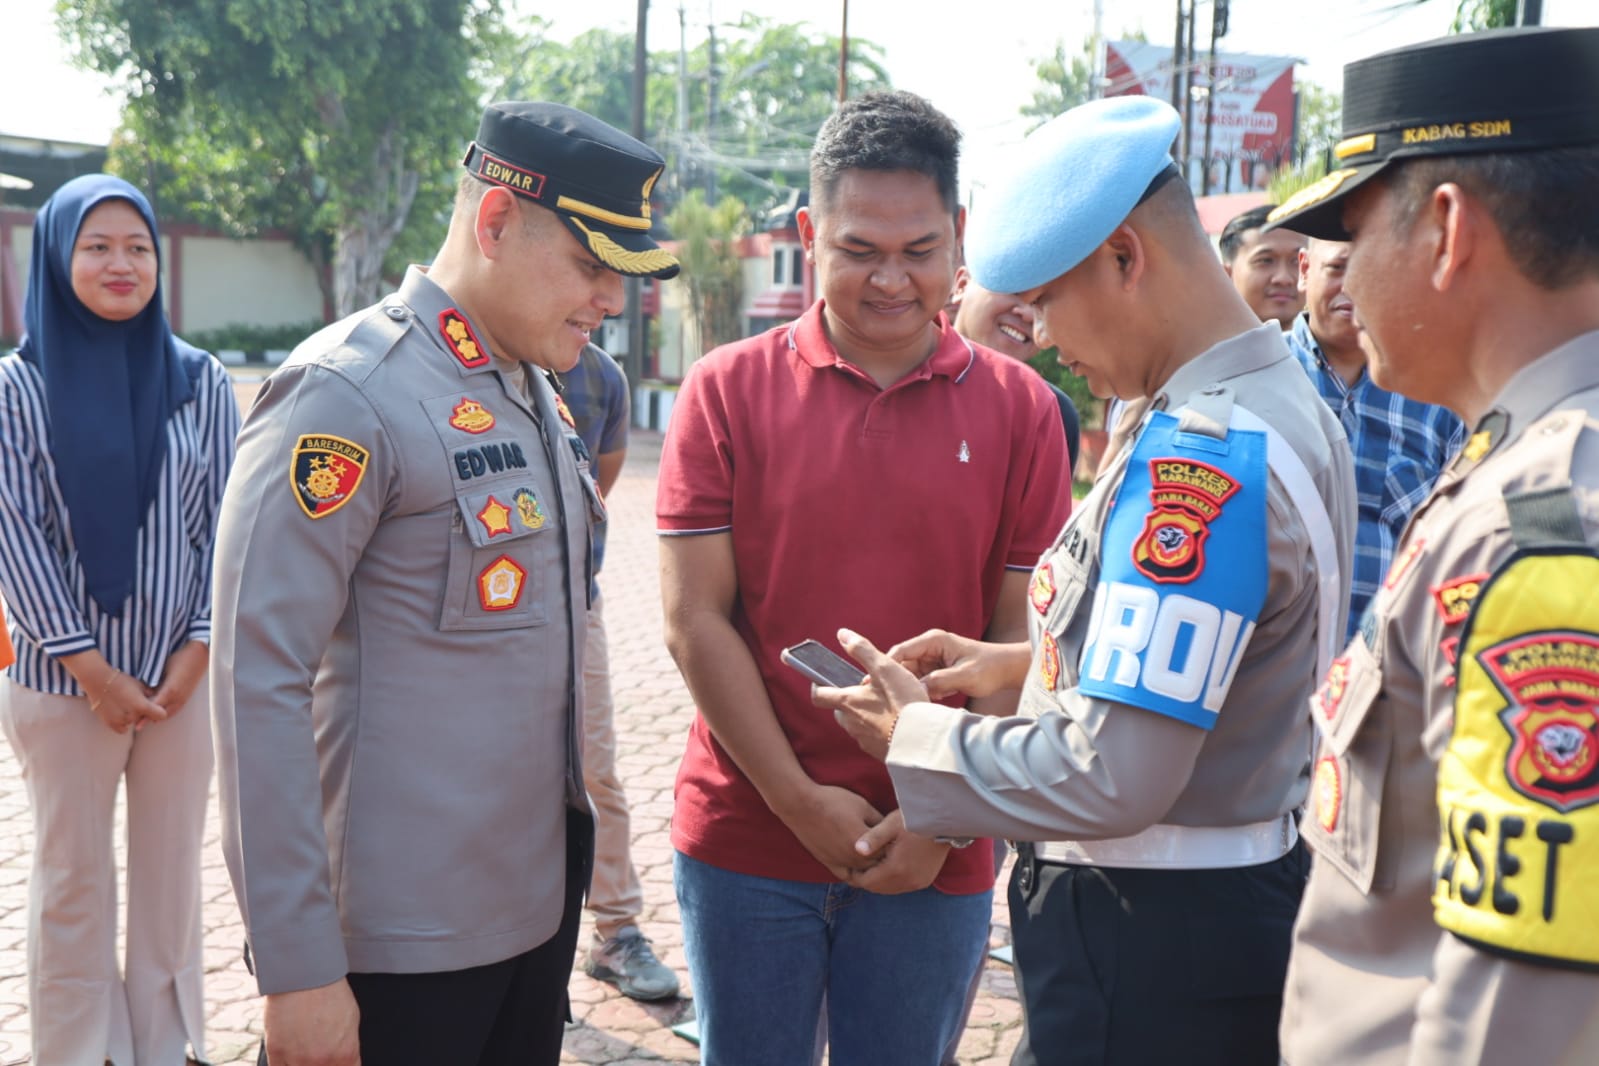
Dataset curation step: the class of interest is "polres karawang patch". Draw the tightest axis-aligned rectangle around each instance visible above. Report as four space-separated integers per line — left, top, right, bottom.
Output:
1131 458 1241 583
291 434 369 519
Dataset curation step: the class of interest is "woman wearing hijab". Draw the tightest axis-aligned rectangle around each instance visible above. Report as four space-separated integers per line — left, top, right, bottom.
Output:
0 174 239 1065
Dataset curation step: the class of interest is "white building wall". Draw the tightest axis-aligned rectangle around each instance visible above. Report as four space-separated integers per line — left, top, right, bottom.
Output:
180 236 322 332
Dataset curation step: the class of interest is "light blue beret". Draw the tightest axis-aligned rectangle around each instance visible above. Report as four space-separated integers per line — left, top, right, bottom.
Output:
967 96 1183 294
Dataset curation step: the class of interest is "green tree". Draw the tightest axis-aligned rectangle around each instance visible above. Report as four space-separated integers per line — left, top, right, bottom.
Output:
1386 0 1517 30
62 0 503 317
1294 82 1343 172
1446 0 1517 30
1022 39 1096 131
493 16 890 221
1266 156 1328 206
1022 32 1145 132
665 190 749 352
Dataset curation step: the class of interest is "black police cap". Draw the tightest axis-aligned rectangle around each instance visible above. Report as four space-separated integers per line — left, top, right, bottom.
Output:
463 101 681 279
1270 26 1599 239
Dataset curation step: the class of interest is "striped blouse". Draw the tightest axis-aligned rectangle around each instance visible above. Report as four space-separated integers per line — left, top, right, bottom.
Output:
0 352 239 694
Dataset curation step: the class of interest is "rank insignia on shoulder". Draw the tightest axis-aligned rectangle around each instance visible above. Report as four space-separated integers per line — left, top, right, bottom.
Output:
291 434 369 519
477 495 513 537
1131 458 1240 584
1384 538 1426 591
450 396 496 434
1314 754 1342 833
478 555 527 611
440 309 489 369
1030 563 1057 615
554 394 577 430
512 487 546 530
1431 573 1488 626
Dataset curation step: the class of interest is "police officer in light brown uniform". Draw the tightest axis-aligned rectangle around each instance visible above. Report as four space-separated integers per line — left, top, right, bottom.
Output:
210 103 678 1066
818 96 1356 1065
1266 27 1599 1065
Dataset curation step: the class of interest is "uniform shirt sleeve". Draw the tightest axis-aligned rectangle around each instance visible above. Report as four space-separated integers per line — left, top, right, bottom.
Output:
884 410 1307 843
184 359 241 644
0 366 95 656
211 361 393 995
657 361 735 534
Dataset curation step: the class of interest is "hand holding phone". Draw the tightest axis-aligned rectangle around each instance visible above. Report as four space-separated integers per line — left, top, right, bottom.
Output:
781 639 866 688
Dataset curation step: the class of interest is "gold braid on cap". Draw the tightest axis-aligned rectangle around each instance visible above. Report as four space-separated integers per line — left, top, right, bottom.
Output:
1267 169 1358 224
571 217 679 276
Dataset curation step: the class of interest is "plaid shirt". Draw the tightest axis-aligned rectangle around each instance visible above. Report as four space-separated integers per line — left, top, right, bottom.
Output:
1288 313 1464 638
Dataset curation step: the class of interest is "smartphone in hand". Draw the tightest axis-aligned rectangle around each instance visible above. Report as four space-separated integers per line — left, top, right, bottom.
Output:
781 639 866 688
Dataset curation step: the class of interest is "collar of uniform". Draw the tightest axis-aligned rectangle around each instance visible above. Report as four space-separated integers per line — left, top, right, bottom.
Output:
1486 328 1599 435
1156 321 1291 408
1445 329 1599 478
398 265 500 376
788 300 977 382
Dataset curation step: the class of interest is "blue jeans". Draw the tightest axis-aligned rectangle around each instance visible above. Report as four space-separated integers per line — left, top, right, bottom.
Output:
675 851 992 1066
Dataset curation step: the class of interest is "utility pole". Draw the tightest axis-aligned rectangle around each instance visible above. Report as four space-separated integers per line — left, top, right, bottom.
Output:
626 0 649 391
1201 0 1226 195
1169 0 1185 120
678 2 690 193
1090 0 1105 99
838 0 850 104
706 18 719 201
1181 0 1197 185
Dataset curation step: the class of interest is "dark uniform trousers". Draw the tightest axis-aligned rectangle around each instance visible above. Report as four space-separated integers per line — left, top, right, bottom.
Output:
1009 840 1309 1066
259 809 594 1066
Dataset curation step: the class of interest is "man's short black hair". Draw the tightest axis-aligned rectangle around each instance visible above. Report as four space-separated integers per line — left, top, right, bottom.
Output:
809 90 962 217
1217 204 1275 263
1388 146 1599 290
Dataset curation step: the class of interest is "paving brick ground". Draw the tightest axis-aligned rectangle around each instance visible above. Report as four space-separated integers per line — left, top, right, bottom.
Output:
0 414 1023 1065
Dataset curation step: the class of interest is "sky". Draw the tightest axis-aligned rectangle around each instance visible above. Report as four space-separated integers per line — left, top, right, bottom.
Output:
6 0 1598 199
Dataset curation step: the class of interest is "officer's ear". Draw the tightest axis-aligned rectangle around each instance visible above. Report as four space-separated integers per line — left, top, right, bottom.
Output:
474 186 522 260
1103 223 1146 291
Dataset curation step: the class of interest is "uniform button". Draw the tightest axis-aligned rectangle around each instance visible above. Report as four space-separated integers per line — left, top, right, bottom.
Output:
384 304 408 321
1544 418 1568 434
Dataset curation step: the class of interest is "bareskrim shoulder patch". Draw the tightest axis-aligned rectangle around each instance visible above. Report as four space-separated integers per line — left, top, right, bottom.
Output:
291 434 369 519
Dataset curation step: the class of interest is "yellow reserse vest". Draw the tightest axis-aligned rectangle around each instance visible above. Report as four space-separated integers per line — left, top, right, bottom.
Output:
1435 485 1599 971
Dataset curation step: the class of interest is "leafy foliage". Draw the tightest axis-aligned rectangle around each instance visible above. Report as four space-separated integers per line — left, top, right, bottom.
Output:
665 190 750 353
491 15 890 221
1021 39 1097 131
1293 82 1343 172
61 0 502 317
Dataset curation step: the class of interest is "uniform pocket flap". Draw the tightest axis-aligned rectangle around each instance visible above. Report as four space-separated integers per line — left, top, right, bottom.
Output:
1311 636 1382 758
456 486 552 548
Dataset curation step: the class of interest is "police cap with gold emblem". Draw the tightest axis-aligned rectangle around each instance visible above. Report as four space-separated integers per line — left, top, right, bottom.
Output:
1269 27 1599 239
464 101 681 279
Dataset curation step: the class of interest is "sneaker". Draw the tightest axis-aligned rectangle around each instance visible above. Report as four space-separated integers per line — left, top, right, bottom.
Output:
585 925 682 1001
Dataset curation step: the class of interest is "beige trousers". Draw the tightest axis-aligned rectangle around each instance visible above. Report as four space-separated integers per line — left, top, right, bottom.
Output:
0 676 211 1066
581 590 645 939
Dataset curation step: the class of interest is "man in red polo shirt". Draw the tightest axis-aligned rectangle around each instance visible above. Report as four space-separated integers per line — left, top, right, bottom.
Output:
657 90 1071 1065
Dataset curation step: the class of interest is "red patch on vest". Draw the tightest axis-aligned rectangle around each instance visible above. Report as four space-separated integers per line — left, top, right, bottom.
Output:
1483 632 1599 813
1130 458 1239 584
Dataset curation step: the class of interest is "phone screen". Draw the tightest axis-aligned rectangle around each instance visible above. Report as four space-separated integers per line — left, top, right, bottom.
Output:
781 640 866 688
